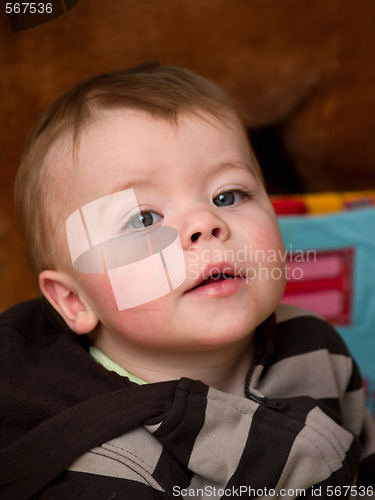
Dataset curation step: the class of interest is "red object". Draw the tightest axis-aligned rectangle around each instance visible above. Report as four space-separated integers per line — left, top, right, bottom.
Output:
272 199 307 215
282 248 354 325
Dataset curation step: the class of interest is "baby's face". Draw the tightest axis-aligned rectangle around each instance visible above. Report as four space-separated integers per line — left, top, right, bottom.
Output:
58 109 286 352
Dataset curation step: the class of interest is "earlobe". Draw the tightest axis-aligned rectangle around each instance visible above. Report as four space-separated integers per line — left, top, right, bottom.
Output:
39 270 99 334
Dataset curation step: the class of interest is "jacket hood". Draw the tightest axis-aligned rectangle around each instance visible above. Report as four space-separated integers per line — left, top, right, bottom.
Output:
0 299 367 498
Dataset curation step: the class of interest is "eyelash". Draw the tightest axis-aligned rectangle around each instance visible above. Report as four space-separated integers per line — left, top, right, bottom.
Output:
120 206 163 231
120 188 255 231
214 188 255 204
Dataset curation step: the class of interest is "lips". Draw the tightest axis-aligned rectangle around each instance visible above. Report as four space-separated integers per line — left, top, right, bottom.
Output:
185 262 239 293
191 272 235 289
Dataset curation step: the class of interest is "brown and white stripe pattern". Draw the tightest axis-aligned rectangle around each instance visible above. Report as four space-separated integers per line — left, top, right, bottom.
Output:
63 305 375 498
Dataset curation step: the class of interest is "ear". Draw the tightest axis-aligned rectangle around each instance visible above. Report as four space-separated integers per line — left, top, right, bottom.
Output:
39 270 99 334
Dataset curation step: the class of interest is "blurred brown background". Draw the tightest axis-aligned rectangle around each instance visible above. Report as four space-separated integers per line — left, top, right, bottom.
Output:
1 0 375 311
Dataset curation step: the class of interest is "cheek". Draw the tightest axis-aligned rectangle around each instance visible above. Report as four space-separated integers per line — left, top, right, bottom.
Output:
80 271 174 343
104 300 178 350
242 212 285 256
78 272 118 312
257 222 287 278
259 225 287 302
240 215 287 294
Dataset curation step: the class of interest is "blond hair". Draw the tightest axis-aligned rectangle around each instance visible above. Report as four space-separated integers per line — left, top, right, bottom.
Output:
14 62 246 275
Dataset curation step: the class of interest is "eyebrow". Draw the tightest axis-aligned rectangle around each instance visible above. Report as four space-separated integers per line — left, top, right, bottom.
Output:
108 178 156 196
209 161 259 179
106 161 258 199
94 178 153 217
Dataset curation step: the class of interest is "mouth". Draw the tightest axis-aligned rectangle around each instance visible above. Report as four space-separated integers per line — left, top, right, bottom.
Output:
184 262 246 297
190 272 236 290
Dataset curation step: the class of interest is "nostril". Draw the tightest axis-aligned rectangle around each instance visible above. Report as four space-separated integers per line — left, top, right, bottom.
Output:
191 232 200 242
212 228 220 238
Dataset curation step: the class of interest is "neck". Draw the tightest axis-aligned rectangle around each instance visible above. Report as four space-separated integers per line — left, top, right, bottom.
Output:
90 332 255 397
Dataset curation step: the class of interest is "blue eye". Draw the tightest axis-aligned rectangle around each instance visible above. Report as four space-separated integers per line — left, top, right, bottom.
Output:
123 211 163 230
213 191 246 207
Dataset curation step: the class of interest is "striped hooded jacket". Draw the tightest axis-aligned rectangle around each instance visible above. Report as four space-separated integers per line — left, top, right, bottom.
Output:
1 299 374 499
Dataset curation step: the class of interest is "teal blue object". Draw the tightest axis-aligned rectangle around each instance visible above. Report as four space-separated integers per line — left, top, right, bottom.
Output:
278 207 375 416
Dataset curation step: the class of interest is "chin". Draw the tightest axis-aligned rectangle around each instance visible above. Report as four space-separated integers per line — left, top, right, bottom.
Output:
186 314 258 348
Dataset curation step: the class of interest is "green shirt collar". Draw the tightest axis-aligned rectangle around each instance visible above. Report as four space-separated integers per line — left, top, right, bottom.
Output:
89 345 148 385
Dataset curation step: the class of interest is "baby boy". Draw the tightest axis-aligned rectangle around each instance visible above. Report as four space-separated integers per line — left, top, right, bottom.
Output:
1 62 374 498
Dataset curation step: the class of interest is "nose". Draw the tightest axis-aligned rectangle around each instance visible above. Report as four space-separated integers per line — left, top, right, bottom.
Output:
180 209 230 249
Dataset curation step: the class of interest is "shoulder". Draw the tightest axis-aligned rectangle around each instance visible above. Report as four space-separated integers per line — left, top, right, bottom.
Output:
273 303 351 357
0 298 68 339
267 304 362 391
0 297 42 323
259 304 364 409
0 298 75 373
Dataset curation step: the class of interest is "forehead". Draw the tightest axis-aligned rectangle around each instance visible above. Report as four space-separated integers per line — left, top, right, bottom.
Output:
50 109 256 213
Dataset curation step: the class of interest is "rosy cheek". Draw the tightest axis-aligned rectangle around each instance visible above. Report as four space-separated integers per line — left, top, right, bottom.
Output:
79 272 118 312
80 271 173 337
103 297 175 348
81 270 175 314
